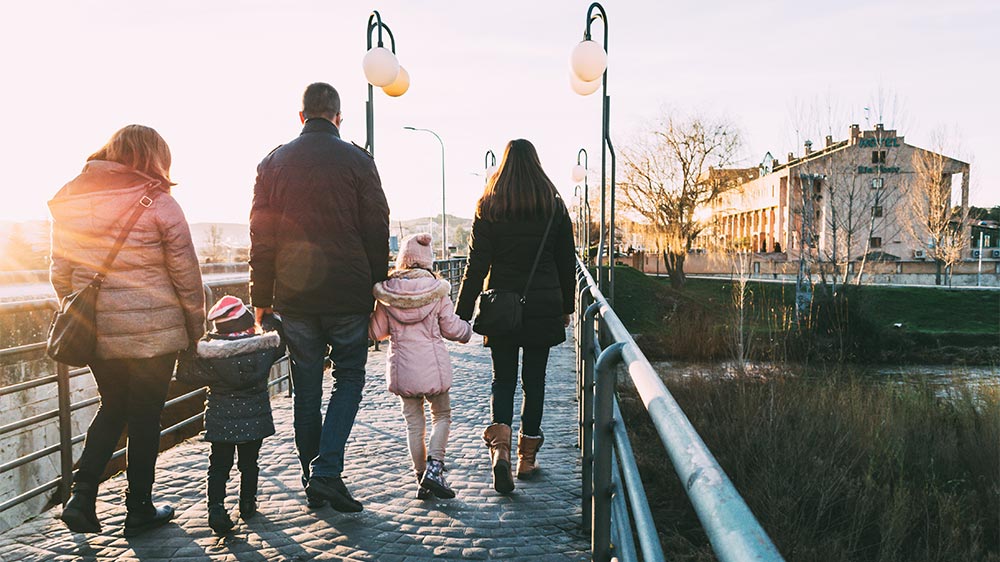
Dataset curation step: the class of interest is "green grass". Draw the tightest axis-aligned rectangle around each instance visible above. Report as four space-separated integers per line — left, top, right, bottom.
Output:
675 276 999 337
619 373 1000 562
606 266 998 362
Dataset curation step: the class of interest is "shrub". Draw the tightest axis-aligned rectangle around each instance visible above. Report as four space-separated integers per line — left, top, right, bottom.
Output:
618 372 1000 561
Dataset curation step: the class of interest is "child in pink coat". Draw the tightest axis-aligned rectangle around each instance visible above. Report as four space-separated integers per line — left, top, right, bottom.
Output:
369 233 472 499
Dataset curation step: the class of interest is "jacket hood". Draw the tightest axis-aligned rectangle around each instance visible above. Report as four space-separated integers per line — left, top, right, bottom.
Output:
373 269 450 324
196 331 281 359
48 161 164 224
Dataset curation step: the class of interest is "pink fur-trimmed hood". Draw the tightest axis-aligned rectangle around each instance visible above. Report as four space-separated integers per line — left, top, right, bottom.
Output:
368 268 471 398
373 269 451 325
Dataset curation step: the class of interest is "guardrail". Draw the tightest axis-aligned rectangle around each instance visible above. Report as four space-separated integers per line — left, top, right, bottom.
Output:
575 257 784 562
0 275 291 516
0 259 464 518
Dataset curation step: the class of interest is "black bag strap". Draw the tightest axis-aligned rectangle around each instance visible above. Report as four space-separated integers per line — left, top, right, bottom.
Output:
521 198 560 301
94 184 160 283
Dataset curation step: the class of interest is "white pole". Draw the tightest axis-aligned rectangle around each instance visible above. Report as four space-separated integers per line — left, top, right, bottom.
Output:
978 231 984 286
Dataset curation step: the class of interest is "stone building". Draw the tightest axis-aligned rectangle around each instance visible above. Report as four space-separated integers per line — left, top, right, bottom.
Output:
699 124 972 265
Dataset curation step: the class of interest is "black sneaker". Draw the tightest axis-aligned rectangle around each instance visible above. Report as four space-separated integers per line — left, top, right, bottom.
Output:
239 498 257 520
208 503 234 534
305 476 363 513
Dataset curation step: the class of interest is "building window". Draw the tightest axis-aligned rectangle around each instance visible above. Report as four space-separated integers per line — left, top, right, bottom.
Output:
871 151 886 164
872 206 884 218
871 177 884 189
869 237 882 249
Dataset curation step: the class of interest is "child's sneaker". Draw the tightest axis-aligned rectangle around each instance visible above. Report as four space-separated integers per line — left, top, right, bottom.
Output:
415 471 433 500
420 457 455 499
208 503 234 534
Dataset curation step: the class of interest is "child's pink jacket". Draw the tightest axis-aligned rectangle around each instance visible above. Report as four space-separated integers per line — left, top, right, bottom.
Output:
369 269 472 397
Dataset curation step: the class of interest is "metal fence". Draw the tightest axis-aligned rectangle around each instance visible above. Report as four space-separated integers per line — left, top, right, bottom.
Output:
575 257 785 562
0 259 468 518
0 276 291 516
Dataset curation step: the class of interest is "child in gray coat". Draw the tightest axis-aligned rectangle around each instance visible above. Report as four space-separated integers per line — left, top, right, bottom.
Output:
177 295 283 534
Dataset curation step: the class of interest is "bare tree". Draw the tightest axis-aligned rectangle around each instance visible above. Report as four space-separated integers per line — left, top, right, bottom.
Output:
203 224 226 263
904 132 970 285
618 112 743 288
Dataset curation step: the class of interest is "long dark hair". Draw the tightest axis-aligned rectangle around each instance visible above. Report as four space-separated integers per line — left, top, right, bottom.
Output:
476 139 562 222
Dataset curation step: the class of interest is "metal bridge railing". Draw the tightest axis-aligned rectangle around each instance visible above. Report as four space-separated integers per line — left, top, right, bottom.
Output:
0 275 291 516
576 257 784 562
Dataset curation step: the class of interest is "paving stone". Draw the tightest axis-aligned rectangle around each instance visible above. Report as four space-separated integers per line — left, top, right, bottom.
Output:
0 331 590 560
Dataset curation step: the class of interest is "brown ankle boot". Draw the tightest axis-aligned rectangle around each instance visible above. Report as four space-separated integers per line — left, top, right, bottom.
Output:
482 423 514 494
516 432 544 479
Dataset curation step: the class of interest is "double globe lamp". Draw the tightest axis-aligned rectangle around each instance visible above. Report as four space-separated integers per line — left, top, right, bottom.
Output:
568 37 607 96
363 46 410 97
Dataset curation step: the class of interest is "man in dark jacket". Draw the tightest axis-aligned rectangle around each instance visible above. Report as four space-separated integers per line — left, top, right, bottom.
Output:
249 82 390 512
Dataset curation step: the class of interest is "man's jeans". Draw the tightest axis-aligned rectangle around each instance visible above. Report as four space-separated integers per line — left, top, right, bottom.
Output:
282 313 369 481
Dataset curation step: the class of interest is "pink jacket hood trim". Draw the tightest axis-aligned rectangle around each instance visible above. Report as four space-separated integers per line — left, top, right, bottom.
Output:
373 269 450 325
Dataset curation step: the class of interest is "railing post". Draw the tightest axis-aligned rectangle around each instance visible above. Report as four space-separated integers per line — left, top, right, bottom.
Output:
593 341 625 562
55 362 73 505
581 301 601 533
576 280 591 449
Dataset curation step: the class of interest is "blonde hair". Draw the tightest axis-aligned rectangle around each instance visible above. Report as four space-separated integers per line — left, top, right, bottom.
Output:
88 124 175 186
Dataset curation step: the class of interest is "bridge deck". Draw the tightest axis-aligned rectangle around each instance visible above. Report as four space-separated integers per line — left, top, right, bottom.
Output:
0 333 589 561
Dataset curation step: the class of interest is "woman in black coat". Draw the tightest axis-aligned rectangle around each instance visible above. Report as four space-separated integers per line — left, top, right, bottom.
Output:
455 139 576 494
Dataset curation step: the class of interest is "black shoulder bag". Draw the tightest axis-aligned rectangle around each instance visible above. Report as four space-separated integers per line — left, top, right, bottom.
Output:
472 202 558 337
47 188 159 366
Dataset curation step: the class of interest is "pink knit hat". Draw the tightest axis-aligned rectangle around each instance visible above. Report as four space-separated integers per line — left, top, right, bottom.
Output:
207 295 253 333
397 233 434 269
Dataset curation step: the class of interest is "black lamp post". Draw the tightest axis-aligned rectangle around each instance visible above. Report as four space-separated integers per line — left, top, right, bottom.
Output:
484 149 497 182
570 2 615 304
572 148 591 261
363 10 409 156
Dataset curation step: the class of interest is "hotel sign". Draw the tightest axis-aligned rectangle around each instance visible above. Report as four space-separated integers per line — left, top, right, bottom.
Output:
858 138 901 148
858 165 901 174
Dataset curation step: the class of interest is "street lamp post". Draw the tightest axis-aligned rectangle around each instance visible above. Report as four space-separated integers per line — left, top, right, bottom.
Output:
570 2 615 304
572 148 590 261
404 127 447 259
363 11 410 156
484 149 497 183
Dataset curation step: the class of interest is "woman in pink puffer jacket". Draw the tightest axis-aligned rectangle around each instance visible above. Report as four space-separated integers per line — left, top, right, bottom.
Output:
369 233 472 500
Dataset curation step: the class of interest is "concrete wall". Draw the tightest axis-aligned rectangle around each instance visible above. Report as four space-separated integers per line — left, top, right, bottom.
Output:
0 278 284 533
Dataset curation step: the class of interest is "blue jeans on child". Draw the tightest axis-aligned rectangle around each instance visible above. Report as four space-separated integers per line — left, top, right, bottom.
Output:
282 313 369 482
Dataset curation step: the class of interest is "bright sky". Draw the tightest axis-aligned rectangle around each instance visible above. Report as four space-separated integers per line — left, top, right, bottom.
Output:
1 0 997 225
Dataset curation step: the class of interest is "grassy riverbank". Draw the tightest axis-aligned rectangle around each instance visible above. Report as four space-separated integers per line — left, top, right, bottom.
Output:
609 265 999 364
617 373 1000 561
607 265 999 560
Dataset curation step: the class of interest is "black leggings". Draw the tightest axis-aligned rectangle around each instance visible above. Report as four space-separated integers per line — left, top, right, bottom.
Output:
74 354 177 496
208 440 263 504
489 345 551 436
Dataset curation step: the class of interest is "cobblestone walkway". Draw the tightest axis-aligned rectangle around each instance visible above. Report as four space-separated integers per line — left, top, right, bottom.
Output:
0 332 590 561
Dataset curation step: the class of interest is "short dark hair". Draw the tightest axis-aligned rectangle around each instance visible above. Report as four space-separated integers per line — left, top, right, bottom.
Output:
302 83 341 119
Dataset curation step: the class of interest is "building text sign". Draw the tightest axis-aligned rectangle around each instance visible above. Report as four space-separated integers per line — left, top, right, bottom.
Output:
858 138 901 148
857 165 901 174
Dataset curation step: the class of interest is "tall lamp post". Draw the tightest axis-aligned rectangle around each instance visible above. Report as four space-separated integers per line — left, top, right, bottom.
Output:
569 2 615 304
404 127 447 259
572 148 590 261
484 149 497 183
363 10 410 156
